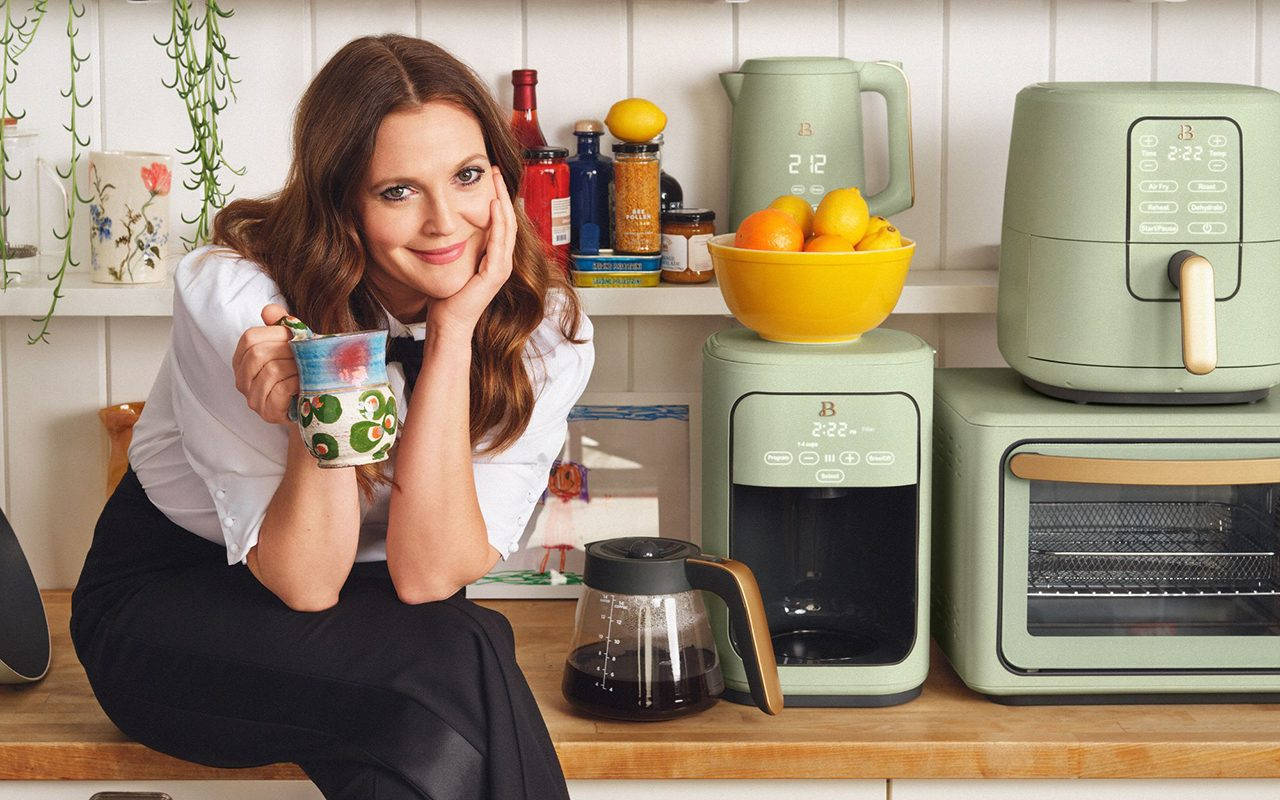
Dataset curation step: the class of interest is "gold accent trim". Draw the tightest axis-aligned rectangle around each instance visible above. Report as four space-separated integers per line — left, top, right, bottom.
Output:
687 556 784 715
1009 452 1280 486
1178 254 1217 375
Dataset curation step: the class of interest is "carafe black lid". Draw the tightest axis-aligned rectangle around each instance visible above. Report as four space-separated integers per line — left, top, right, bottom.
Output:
584 537 703 595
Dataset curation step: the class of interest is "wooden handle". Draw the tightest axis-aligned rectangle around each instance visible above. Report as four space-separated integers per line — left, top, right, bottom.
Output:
1009 452 1280 486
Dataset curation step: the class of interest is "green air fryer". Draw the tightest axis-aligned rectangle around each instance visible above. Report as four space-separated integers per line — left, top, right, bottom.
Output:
998 82 1280 404
720 57 915 230
701 328 933 706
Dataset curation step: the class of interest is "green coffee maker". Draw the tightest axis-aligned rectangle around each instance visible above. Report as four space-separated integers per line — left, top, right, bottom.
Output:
998 82 1280 403
720 57 915 229
701 328 934 706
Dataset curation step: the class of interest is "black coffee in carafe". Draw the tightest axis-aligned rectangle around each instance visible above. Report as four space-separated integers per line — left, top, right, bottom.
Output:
561 643 721 721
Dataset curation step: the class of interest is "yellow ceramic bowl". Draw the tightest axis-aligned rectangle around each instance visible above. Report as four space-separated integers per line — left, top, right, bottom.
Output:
707 233 915 344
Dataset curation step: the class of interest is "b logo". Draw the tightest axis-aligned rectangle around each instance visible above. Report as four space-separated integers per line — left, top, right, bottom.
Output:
1178 124 1194 141
798 122 814 137
819 401 836 417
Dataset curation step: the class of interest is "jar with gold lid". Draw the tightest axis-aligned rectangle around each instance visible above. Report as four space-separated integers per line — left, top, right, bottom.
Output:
660 208 716 284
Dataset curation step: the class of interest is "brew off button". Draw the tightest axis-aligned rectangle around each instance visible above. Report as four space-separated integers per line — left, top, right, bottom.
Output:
866 451 895 466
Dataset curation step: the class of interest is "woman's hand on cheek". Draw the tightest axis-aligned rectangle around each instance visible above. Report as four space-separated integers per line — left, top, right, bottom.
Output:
428 166 516 344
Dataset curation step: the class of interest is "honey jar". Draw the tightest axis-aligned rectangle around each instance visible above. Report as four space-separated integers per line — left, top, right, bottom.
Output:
660 208 716 283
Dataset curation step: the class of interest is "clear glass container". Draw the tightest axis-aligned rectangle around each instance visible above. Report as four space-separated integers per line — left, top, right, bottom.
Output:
562 587 723 721
0 120 41 284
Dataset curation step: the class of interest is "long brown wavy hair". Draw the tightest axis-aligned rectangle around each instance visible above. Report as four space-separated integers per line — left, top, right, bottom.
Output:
213 35 584 499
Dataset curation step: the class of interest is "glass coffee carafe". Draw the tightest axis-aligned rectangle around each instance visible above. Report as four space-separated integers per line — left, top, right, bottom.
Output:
561 537 782 721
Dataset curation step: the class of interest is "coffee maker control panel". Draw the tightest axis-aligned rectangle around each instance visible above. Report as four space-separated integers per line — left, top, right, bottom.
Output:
1127 117 1241 244
731 392 918 488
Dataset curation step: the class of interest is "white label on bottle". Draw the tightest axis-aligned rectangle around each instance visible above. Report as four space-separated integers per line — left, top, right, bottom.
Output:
550 196 570 246
687 233 713 272
661 233 688 270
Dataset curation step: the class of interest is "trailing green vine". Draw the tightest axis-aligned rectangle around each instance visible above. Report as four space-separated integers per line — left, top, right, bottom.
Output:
28 0 89 344
156 0 242 250
0 0 47 290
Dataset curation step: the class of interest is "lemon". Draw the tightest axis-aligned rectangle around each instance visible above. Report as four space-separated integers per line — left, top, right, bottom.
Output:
864 216 892 238
768 195 815 238
803 233 854 252
812 187 871 245
604 98 667 143
855 224 904 251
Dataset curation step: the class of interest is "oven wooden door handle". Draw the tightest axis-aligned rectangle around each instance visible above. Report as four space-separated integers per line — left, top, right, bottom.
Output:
1008 452 1280 486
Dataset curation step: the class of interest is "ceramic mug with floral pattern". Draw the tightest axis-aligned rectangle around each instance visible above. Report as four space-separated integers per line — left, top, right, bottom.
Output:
87 151 173 284
276 317 399 468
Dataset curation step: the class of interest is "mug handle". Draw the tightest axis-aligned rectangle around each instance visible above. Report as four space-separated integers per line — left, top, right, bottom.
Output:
859 61 916 218
273 315 309 422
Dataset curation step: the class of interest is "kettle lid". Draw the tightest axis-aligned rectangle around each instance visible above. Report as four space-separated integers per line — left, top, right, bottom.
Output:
583 537 703 595
737 56 859 75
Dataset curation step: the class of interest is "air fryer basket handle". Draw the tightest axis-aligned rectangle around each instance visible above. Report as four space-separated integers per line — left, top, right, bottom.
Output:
685 556 784 715
1167 250 1217 375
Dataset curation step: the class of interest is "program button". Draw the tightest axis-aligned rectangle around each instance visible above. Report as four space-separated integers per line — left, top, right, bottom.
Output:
764 451 793 466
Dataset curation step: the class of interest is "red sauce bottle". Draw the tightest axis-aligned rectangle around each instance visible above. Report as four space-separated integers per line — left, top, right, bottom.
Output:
521 147 570 273
510 69 547 150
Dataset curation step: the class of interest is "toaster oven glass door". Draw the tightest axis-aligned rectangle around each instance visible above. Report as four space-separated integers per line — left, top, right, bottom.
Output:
1000 441 1280 672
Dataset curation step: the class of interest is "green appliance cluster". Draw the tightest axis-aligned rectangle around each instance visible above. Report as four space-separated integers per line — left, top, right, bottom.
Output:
997 82 1280 402
702 328 934 706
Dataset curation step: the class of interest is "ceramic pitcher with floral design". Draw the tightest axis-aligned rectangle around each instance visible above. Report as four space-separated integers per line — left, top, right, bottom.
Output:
276 316 400 468
87 151 172 284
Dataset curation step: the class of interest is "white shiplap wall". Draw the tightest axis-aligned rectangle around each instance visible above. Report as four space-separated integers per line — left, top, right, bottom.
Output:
5 0 1280 588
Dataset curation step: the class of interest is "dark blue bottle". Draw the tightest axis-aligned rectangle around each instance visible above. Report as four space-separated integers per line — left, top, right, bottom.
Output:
567 120 613 254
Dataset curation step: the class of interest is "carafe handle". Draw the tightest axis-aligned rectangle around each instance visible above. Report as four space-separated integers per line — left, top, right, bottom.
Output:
858 61 915 218
685 555 783 715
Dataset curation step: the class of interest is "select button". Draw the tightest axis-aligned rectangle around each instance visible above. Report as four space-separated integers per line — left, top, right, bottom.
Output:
815 469 845 484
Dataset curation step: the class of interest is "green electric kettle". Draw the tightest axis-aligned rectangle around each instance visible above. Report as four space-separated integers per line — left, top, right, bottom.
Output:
720 56 915 229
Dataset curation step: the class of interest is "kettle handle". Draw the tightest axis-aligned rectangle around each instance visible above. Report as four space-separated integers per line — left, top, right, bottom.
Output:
858 61 915 218
685 556 783 715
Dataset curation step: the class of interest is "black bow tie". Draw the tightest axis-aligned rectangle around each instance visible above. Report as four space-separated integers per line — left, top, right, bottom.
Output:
386 335 423 391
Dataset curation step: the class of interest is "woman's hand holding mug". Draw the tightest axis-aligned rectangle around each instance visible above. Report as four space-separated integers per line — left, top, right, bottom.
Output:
233 303 300 426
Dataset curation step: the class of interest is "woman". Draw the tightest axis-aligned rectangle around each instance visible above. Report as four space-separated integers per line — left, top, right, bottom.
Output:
69 35 591 800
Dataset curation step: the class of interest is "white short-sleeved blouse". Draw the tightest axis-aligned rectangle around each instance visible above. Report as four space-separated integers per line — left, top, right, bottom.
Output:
128 245 595 567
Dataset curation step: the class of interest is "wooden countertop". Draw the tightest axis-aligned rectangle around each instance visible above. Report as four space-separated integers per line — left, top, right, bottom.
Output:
2 591 1278 781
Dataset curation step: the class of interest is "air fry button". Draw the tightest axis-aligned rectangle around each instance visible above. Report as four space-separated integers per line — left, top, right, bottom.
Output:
866 451 895 466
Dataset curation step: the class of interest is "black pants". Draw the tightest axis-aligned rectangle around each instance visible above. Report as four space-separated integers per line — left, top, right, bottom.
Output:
70 467 570 800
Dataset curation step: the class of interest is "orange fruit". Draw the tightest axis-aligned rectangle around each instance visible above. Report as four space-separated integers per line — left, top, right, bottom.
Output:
855 224 904 251
803 233 855 252
768 195 814 238
734 208 804 252
812 187 870 245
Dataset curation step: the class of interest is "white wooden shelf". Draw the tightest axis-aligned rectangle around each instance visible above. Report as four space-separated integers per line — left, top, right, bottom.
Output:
0 268 998 318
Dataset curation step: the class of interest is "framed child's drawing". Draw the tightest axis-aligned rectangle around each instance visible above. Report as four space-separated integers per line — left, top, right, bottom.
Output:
468 393 701 599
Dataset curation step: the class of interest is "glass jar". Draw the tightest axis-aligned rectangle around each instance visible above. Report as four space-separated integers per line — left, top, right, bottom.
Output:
521 146 570 273
0 118 40 285
611 142 661 255
660 208 716 284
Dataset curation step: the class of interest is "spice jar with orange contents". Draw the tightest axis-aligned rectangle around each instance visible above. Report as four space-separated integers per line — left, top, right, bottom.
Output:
660 208 716 284
611 142 661 255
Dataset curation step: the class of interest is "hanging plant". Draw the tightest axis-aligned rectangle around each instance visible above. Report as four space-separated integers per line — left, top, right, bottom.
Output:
156 0 242 250
0 0 47 290
27 0 89 345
